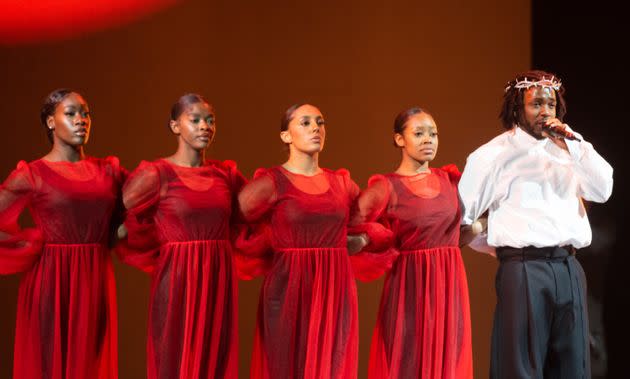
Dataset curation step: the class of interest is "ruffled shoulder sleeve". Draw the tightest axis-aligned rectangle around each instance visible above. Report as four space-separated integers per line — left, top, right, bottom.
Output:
216 160 248 223
123 161 161 217
103 156 128 234
0 161 43 274
439 163 461 186
331 168 360 203
351 174 391 224
348 173 397 281
116 160 163 273
1 161 35 233
233 167 275 280
237 167 277 223
220 160 247 194
103 156 129 185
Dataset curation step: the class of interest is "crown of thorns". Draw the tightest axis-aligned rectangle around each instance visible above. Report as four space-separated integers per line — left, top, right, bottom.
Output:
505 76 562 92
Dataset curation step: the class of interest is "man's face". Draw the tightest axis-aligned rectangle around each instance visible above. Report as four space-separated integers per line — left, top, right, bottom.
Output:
519 86 557 139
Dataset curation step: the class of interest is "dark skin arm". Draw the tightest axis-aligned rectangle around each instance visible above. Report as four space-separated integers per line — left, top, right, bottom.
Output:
347 233 369 255
459 212 488 247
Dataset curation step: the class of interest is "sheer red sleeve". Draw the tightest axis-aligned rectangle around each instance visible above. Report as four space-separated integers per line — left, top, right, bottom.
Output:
233 168 276 279
222 160 247 231
0 161 43 274
116 161 162 273
221 160 265 279
105 156 128 248
348 174 398 281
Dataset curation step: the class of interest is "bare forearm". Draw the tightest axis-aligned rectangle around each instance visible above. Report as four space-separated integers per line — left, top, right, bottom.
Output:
459 218 487 247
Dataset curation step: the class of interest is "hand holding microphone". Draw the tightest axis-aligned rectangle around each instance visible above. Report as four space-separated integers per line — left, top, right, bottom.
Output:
542 119 581 142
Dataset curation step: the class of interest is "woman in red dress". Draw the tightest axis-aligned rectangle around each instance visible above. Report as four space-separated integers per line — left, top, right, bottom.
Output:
0 89 123 378
351 107 475 378
117 94 245 378
238 103 366 379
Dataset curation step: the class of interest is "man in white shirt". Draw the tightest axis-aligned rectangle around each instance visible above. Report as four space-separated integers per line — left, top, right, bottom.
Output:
459 70 613 379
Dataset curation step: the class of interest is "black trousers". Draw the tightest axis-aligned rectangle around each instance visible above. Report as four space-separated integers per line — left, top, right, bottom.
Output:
490 246 590 379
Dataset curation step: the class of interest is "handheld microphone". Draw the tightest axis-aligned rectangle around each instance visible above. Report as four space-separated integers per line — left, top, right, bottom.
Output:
542 124 581 142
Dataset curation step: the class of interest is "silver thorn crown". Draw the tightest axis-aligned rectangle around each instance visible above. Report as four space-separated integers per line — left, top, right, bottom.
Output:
505 75 562 92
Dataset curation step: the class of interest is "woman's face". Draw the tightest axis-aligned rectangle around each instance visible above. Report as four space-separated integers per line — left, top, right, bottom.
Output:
394 112 438 164
281 104 326 155
170 102 216 151
47 92 91 147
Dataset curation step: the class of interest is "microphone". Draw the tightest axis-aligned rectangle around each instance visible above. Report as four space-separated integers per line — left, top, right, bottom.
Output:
542 123 581 142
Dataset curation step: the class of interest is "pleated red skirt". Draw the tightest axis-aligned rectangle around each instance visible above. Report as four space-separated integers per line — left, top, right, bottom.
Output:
251 247 358 379
14 243 117 379
369 246 472 379
146 239 238 379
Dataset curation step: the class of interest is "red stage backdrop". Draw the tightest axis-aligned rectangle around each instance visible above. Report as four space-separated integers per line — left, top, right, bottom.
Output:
1 0 180 44
0 0 531 377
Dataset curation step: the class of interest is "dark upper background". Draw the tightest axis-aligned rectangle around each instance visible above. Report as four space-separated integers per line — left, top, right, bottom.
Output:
532 1 626 377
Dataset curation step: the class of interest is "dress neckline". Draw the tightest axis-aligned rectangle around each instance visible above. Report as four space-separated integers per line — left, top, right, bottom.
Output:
277 166 331 196
160 158 209 170
279 165 324 178
391 168 433 179
38 157 91 165
35 157 98 182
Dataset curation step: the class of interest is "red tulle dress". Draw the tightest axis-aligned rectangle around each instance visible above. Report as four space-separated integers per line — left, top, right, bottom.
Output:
354 165 473 379
0 157 124 379
237 166 361 379
117 159 245 379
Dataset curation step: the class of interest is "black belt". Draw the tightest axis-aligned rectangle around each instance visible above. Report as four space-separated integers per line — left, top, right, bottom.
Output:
496 245 576 262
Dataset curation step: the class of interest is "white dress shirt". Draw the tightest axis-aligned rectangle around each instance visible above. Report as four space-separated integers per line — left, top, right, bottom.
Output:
459 126 613 255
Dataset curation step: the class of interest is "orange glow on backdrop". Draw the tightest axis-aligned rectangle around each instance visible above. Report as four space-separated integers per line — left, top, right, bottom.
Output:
0 0 180 44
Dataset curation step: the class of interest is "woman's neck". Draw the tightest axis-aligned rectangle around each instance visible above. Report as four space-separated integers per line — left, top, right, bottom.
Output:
283 151 320 175
168 144 205 167
44 142 85 162
395 153 429 175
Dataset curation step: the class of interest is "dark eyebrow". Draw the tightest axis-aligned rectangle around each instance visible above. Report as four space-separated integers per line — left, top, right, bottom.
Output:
530 97 557 104
300 114 324 120
64 103 90 110
187 112 214 117
64 106 90 113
